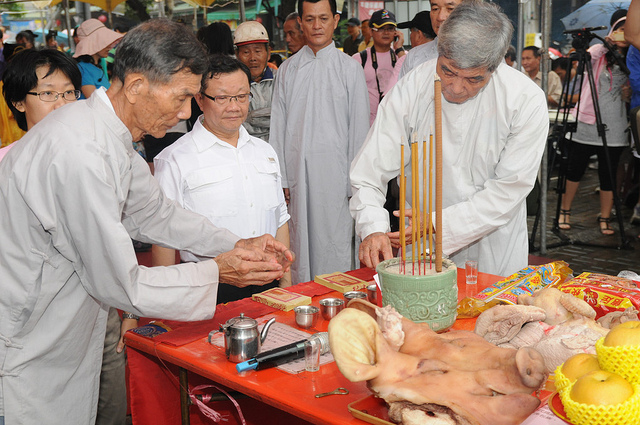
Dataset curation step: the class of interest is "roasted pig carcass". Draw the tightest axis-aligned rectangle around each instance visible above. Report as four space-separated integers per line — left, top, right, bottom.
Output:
329 300 547 425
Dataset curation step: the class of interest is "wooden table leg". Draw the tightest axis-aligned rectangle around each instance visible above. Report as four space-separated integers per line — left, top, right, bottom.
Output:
180 367 190 425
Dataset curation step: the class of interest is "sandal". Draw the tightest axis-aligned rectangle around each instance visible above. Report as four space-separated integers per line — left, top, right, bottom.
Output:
559 209 571 230
597 217 614 236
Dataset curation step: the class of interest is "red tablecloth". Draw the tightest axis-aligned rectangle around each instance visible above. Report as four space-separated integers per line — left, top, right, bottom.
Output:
127 268 377 425
126 267 501 425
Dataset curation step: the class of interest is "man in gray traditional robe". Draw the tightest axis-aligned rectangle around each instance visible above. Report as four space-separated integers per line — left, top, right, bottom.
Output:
0 20 291 425
270 0 370 284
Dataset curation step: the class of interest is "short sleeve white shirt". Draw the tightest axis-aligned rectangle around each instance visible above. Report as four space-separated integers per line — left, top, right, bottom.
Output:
154 118 290 262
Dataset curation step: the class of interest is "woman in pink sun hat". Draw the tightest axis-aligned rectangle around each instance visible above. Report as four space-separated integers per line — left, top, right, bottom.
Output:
73 19 123 99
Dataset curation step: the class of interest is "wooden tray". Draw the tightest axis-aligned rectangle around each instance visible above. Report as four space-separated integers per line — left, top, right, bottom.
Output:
348 395 393 425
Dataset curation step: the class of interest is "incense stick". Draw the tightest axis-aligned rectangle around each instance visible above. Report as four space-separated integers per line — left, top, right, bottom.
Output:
400 138 406 274
410 135 417 275
434 76 443 272
422 136 427 274
413 135 422 274
428 132 434 270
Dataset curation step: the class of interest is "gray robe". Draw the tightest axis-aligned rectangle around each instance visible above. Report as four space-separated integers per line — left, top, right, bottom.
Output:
270 42 370 283
0 92 239 424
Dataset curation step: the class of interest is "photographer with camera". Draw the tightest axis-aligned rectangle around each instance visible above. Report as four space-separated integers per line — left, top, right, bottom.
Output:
353 9 406 125
559 10 631 236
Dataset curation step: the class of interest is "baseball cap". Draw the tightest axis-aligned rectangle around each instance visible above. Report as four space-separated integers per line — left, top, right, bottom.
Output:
347 17 361 27
397 11 436 38
234 21 269 46
370 9 397 28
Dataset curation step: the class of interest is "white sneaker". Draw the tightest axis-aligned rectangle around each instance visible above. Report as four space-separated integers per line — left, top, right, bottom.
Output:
631 205 640 225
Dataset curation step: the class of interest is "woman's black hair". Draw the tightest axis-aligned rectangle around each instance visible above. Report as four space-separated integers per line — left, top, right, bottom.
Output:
605 10 628 69
197 22 235 56
3 49 82 131
75 54 99 65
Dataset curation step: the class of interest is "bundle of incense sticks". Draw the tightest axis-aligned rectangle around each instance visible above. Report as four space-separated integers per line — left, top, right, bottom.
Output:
398 77 443 274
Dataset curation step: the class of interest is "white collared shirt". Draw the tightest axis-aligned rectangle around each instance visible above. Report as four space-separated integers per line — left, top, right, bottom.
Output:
154 118 289 263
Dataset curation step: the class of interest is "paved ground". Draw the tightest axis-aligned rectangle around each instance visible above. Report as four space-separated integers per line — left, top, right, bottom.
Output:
527 157 639 277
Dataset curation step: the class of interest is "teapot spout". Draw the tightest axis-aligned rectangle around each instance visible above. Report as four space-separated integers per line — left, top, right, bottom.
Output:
260 317 276 344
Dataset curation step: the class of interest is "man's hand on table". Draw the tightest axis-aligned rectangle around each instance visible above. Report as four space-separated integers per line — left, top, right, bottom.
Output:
216 234 296 287
360 232 394 269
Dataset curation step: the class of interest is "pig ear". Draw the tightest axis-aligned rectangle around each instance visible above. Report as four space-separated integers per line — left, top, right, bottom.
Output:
329 308 382 382
345 298 378 318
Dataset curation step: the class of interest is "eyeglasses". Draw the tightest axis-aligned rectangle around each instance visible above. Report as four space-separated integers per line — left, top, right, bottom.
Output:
372 26 396 33
26 90 81 102
200 92 253 105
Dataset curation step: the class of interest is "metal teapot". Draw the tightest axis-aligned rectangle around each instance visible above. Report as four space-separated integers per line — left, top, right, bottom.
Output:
218 314 276 363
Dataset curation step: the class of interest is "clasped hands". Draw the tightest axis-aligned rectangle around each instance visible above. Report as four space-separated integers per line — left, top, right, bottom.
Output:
360 209 434 269
214 234 295 288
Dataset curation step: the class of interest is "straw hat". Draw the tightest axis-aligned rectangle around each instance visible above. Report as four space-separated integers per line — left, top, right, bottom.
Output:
73 19 123 58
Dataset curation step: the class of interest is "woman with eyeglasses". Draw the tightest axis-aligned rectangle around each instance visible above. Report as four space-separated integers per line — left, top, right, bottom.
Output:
1 48 81 161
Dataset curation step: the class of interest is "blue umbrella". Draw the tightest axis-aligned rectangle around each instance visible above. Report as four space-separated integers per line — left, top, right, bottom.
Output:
33 28 69 44
561 0 630 38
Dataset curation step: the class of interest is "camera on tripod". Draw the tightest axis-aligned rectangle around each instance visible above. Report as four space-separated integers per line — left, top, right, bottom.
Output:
543 24 633 248
564 26 607 52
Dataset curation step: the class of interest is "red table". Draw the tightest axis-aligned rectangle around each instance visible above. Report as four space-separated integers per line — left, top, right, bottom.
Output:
125 268 502 425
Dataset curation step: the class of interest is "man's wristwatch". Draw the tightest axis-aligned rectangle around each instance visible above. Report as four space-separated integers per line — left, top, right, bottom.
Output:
395 47 405 55
122 312 140 320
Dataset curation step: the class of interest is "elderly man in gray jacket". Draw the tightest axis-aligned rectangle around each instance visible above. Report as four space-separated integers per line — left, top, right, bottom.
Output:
0 19 292 425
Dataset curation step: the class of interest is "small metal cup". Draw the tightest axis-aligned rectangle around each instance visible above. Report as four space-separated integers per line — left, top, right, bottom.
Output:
343 291 367 303
294 305 319 329
367 284 378 305
319 298 345 320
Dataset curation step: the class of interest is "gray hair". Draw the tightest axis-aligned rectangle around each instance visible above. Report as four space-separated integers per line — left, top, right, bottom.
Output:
113 19 208 84
437 2 513 73
285 12 302 32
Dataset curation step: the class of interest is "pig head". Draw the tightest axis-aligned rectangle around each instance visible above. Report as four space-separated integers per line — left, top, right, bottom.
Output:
329 300 547 425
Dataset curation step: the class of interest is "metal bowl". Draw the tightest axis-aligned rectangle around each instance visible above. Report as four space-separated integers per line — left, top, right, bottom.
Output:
367 284 379 305
343 291 368 303
319 298 345 320
294 305 319 329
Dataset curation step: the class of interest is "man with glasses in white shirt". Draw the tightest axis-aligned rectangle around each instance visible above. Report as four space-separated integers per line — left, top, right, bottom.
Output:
152 55 291 302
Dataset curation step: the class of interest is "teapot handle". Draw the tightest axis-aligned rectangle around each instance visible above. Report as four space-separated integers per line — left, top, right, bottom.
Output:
208 329 223 345
260 317 277 344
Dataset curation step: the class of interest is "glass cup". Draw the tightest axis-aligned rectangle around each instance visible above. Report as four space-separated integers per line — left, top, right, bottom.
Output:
465 260 478 285
304 338 321 372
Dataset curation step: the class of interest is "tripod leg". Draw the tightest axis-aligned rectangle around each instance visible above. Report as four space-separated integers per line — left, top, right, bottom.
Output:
583 57 631 248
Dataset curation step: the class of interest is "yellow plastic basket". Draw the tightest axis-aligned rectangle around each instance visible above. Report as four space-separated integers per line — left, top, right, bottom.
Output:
596 338 640 384
554 365 572 394
560 381 640 425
